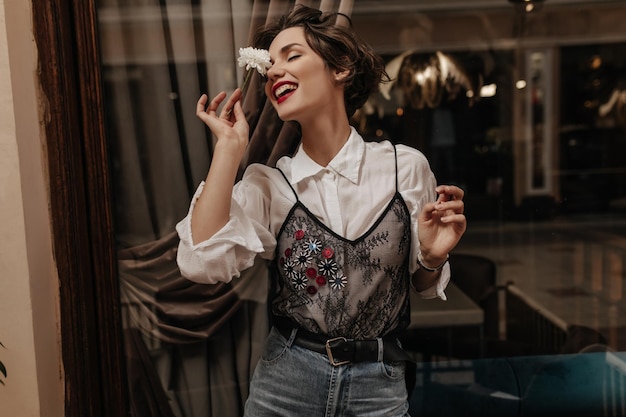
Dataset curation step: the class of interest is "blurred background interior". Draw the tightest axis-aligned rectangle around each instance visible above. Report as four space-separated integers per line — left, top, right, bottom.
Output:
94 0 626 416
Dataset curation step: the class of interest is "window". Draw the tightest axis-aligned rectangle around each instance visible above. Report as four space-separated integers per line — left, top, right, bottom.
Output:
39 1 626 416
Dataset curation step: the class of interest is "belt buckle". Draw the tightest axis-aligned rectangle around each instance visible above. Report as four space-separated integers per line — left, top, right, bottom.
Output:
325 337 351 366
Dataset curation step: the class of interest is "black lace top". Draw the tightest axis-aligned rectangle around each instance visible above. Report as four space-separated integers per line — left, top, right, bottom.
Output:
271 148 411 339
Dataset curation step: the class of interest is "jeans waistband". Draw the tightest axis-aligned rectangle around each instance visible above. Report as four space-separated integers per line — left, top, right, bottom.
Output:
274 317 411 366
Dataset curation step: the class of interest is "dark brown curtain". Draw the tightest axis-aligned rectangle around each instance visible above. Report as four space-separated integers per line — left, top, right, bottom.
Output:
99 0 353 415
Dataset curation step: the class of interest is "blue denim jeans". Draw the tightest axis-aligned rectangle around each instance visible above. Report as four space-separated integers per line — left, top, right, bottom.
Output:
243 326 411 417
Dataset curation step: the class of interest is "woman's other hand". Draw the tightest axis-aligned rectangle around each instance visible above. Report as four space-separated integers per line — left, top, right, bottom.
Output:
417 185 467 267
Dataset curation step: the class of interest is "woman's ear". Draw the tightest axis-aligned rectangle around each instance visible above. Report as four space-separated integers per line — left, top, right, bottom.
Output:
334 67 351 82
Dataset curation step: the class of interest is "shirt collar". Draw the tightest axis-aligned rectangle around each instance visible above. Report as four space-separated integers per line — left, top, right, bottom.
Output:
290 126 363 185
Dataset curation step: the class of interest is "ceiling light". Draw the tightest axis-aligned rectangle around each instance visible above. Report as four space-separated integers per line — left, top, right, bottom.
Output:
508 0 546 13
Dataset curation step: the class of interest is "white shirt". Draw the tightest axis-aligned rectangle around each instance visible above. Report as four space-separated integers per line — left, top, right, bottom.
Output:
176 127 449 299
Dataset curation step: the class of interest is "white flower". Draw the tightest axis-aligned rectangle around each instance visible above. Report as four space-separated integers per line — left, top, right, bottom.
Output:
237 47 271 76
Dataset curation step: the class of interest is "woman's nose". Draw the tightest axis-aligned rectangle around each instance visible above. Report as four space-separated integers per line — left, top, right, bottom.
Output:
266 62 284 80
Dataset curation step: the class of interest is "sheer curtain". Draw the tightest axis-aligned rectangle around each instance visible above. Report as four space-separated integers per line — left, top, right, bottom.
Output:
97 0 352 415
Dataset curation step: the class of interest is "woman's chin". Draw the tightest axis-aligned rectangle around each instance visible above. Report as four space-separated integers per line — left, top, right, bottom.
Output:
276 109 297 123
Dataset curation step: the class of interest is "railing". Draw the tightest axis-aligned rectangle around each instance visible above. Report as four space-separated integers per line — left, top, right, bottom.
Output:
504 283 569 355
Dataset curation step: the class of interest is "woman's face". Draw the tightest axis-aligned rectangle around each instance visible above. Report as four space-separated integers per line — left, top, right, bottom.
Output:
265 26 346 123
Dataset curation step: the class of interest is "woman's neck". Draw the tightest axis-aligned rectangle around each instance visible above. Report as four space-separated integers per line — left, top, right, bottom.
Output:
300 117 352 167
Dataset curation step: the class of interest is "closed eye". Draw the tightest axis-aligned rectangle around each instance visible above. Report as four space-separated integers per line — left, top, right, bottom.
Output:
287 54 301 62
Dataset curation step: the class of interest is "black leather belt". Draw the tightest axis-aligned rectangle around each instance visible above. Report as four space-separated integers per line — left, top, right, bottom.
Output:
274 318 411 366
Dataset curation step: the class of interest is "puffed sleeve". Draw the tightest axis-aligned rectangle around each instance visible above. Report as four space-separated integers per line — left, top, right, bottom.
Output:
396 145 450 300
175 169 277 284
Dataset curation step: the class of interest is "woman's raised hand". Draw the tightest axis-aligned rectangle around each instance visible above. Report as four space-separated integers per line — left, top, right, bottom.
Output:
190 89 250 243
196 88 250 160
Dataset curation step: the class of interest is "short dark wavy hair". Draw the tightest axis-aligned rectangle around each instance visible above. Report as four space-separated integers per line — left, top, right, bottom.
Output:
253 5 389 118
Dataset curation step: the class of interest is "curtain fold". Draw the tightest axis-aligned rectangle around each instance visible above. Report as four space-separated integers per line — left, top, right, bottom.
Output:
102 0 353 415
118 231 271 344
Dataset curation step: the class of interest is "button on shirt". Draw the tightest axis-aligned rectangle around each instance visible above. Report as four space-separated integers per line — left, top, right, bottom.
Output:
176 127 449 300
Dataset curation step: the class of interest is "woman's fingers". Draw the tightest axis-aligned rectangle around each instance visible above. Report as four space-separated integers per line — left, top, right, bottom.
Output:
195 90 244 128
435 185 464 202
196 91 228 116
196 91 244 129
196 94 208 115
436 199 464 215
434 185 465 214
194 91 249 158
220 88 242 120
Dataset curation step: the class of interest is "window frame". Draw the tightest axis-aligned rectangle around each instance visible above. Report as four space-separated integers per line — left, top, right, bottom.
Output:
33 1 128 416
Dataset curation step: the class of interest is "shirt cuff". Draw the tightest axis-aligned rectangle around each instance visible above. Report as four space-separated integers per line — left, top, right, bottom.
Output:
415 262 450 301
175 182 268 284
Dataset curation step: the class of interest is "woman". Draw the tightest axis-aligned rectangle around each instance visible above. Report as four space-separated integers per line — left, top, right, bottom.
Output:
176 5 466 416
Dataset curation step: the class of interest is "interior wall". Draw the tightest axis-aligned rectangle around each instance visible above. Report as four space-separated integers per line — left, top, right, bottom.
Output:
0 0 63 416
354 3 626 54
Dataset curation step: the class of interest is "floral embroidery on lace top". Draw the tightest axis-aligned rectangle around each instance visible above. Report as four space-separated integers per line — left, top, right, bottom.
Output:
272 192 412 340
